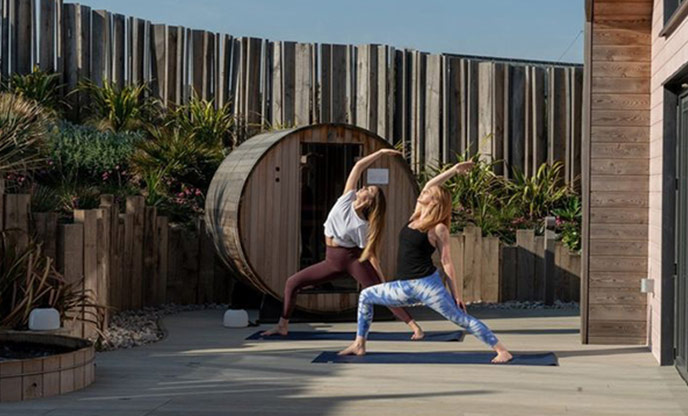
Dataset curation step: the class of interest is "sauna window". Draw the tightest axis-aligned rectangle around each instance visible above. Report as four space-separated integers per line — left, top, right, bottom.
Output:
300 143 362 292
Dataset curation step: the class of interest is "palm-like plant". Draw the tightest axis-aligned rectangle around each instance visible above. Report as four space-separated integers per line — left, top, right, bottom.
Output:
78 80 160 132
133 126 224 194
167 95 235 148
0 93 52 175
2 67 64 113
507 162 571 221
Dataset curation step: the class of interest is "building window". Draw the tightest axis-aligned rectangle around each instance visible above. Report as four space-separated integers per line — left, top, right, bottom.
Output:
662 0 688 37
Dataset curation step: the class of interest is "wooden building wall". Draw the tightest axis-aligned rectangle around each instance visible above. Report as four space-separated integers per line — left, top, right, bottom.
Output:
583 0 652 344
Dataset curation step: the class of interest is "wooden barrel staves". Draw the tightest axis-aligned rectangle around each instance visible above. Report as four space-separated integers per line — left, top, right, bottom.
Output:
205 124 419 314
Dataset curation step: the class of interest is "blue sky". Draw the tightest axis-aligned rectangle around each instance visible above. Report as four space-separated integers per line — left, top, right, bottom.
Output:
79 0 584 63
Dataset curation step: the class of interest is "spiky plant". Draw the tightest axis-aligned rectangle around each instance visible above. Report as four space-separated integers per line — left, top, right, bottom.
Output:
2 67 64 113
507 162 571 221
78 80 161 132
168 95 235 149
0 93 52 175
0 231 105 331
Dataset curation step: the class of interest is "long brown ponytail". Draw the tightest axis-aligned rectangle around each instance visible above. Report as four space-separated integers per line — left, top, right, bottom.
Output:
360 187 386 262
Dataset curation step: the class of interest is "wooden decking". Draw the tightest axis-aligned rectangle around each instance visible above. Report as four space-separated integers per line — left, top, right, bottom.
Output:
2 309 686 416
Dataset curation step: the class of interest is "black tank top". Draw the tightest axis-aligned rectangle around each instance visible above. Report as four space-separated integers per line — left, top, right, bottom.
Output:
396 223 437 280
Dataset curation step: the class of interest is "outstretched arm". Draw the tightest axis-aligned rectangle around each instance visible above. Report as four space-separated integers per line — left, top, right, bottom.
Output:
433 223 466 312
344 149 402 194
369 256 386 283
422 161 474 191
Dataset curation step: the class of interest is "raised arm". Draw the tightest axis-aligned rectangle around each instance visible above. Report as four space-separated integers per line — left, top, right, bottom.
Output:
433 223 466 312
344 149 402 194
422 161 474 191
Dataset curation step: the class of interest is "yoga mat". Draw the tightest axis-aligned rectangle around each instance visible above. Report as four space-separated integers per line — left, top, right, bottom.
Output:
312 351 558 366
246 330 465 342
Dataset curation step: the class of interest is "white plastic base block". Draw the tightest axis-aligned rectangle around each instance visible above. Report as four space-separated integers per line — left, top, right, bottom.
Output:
223 309 249 328
28 308 61 331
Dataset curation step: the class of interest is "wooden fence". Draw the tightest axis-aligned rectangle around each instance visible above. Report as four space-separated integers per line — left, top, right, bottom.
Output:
0 0 582 181
2 189 230 339
451 225 580 304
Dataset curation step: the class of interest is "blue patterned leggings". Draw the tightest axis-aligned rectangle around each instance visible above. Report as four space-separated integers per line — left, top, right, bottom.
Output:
356 271 499 347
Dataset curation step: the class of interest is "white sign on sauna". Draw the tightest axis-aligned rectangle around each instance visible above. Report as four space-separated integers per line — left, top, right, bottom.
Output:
367 168 389 185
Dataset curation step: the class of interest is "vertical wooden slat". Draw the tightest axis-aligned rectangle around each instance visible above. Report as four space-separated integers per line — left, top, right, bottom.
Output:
260 38 271 125
156 216 169 305
271 40 284 125
181 231 199 304
442 57 461 163
531 66 547 176
1 0 11 77
73 209 98 339
32 212 58 261
121 213 132 310
15 0 33 74
90 9 110 86
61 3 78 116
4 193 30 250
191 29 205 98
477 62 504 170
166 225 181 304
126 196 145 309
569 67 583 189
548 66 567 166
320 43 331 123
534 235 545 301
331 44 347 124
450 234 464 301
128 17 145 85
393 49 406 147
425 53 442 167
96 205 110 319
463 60 480 157
501 244 517 301
111 13 125 88
57 223 84 337
142 206 157 306
294 42 312 126
198 219 215 304
516 229 535 301
150 24 167 102
505 65 526 176
205 31 215 103
245 37 262 133
410 50 426 171
462 225 482 302
377 45 391 139
347 44 356 125
39 0 56 71
481 236 500 302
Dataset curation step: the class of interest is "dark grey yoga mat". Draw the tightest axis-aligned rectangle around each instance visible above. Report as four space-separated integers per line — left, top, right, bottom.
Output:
246 330 465 342
312 351 558 366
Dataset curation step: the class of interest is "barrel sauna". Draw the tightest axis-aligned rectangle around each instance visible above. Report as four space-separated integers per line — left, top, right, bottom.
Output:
206 124 418 314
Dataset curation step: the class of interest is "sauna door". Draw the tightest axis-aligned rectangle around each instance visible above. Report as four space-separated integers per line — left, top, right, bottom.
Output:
676 92 688 382
300 143 361 291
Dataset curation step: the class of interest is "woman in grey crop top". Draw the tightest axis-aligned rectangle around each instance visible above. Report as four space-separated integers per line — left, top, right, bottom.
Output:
261 149 424 339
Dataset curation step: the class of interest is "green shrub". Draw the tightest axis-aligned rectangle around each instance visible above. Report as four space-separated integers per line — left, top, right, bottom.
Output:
553 195 582 253
42 121 141 184
167 95 235 148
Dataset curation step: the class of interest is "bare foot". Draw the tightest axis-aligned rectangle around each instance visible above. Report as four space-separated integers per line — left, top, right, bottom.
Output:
491 350 513 364
260 326 287 337
411 327 425 340
338 342 366 356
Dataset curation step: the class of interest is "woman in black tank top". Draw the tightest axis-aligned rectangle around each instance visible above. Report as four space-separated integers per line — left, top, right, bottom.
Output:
339 161 513 364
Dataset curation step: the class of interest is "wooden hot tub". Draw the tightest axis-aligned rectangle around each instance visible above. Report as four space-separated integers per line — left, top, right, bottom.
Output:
0 332 95 402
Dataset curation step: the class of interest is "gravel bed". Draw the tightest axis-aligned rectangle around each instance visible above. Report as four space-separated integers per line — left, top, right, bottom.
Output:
98 303 228 351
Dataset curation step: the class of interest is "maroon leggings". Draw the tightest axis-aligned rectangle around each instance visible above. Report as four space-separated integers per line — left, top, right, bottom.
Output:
282 246 413 323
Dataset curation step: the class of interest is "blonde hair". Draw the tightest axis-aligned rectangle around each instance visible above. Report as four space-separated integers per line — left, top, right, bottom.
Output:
409 186 452 232
360 186 386 262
